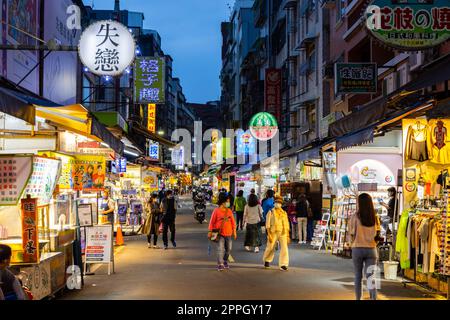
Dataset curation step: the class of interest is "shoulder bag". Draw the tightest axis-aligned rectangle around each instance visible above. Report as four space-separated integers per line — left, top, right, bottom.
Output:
209 211 229 242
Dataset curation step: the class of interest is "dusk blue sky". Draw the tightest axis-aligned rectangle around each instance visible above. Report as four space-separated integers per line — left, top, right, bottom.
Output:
87 0 232 103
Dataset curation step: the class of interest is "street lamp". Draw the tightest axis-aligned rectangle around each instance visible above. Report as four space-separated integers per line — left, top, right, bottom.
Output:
158 130 165 136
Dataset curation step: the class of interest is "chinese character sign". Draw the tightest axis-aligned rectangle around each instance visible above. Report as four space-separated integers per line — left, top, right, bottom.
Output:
365 0 450 50
147 104 157 133
78 20 136 76
23 157 61 206
134 57 165 104
0 156 32 206
249 112 279 142
149 143 160 162
335 63 377 94
237 131 256 156
21 197 39 263
265 69 282 122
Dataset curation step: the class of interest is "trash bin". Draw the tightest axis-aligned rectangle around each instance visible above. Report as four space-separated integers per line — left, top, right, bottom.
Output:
383 261 399 280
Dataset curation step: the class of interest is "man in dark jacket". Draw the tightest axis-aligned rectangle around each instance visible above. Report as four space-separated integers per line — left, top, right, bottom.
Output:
160 190 178 250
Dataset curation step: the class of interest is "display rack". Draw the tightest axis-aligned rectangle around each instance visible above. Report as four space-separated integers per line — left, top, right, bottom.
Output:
311 211 330 251
332 197 356 258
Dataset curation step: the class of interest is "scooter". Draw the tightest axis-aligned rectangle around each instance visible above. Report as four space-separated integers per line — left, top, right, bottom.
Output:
193 193 207 224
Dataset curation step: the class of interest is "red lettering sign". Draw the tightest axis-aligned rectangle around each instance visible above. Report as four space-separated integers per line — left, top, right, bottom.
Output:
265 68 282 122
21 197 39 263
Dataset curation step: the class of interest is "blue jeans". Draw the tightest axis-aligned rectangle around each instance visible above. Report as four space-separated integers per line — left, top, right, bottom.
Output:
352 247 378 300
216 236 232 265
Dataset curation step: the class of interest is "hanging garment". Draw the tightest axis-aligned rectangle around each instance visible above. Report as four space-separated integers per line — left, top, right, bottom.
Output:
396 211 411 269
406 124 429 162
429 221 440 273
428 119 450 164
417 218 430 273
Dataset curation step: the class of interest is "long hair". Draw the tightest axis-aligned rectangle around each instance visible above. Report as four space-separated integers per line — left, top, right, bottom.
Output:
357 193 376 227
248 194 259 207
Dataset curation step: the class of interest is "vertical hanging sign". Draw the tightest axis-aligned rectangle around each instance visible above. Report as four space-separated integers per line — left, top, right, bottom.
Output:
265 68 282 122
21 196 39 263
134 57 166 104
147 104 157 133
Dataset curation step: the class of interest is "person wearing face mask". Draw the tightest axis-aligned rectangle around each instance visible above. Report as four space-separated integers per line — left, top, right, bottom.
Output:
208 192 237 271
100 190 115 225
263 195 290 271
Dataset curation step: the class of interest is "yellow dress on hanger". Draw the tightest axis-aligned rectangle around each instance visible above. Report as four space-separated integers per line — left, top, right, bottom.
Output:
427 119 450 165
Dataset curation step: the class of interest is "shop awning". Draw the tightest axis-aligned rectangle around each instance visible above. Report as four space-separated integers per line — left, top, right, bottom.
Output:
336 127 374 151
238 164 253 174
91 117 125 155
129 121 176 148
329 54 450 138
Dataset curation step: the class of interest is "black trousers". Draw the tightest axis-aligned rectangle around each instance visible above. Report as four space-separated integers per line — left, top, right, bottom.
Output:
147 233 158 246
236 211 244 230
163 220 176 246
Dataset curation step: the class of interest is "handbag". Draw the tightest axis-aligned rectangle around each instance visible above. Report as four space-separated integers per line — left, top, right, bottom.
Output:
209 212 229 242
158 222 164 233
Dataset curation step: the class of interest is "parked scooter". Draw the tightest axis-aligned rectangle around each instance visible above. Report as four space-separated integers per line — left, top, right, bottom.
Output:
193 193 206 224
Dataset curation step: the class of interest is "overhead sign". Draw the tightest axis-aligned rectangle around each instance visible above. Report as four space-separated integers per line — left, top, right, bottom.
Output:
237 130 256 156
265 69 282 121
149 143 160 162
365 0 450 50
134 57 166 104
78 20 136 76
147 104 157 133
249 112 279 141
335 63 377 94
172 147 185 168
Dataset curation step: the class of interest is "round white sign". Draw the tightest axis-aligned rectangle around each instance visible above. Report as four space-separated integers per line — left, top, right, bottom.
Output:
78 20 136 76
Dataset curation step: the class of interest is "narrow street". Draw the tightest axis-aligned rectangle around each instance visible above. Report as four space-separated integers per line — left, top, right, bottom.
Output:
63 196 436 300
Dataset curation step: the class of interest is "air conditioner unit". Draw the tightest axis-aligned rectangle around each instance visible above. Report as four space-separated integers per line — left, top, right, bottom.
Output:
410 52 423 71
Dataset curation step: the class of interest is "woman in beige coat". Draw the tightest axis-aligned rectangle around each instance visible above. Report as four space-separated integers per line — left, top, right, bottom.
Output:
143 194 163 248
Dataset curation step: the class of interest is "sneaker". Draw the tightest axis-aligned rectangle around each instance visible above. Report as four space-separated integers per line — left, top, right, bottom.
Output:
172 241 177 248
223 261 230 269
245 246 251 251
254 247 260 253
217 264 225 272
280 266 288 271
298 241 302 244
147 243 151 248
264 262 270 268
153 245 160 249
164 245 168 250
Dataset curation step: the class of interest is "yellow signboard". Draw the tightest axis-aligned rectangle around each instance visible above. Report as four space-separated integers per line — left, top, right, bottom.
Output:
148 104 156 133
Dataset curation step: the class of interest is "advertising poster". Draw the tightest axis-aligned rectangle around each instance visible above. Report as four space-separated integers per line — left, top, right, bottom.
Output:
0 156 33 206
43 0 80 104
78 203 93 227
72 155 106 191
142 170 158 190
117 200 128 225
130 201 143 226
1 0 40 93
21 197 39 263
85 225 113 264
23 157 61 206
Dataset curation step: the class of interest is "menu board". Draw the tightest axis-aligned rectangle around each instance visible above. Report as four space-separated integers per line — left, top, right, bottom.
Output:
23 157 61 206
85 225 113 263
38 152 74 189
0 156 33 206
72 155 106 191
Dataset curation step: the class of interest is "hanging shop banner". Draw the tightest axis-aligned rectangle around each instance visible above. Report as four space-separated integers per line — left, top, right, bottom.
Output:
365 0 450 51
149 143 160 162
78 20 136 76
0 156 33 206
211 130 219 164
72 155 106 191
265 68 282 121
334 63 377 94
77 141 115 159
134 57 166 104
115 157 127 173
21 197 39 264
147 104 157 133
23 157 61 206
249 112 279 141
237 130 256 156
172 146 185 167
85 225 113 264
142 170 158 189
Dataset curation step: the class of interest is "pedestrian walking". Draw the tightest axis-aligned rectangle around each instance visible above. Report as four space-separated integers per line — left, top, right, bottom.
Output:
287 199 298 241
243 193 263 253
263 195 290 271
160 190 178 250
261 189 275 222
0 245 25 300
144 194 163 248
233 190 247 231
295 194 311 244
208 192 237 271
349 193 381 300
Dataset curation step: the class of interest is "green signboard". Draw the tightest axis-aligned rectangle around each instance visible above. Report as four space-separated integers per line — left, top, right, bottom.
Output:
134 57 165 104
365 0 450 50
335 63 377 94
249 112 278 141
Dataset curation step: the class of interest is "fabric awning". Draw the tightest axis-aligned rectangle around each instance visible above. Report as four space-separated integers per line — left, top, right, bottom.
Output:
91 117 125 155
336 127 374 151
130 122 176 148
